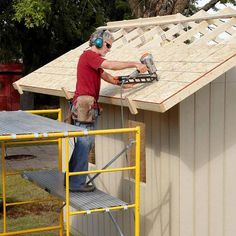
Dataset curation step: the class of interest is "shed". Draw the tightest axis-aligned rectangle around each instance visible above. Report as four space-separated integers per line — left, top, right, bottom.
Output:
13 7 236 236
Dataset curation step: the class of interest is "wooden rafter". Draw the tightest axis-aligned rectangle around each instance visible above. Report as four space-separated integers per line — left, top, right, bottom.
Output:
98 8 236 30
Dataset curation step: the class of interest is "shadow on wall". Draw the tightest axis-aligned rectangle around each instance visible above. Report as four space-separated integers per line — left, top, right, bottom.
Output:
121 178 171 236
141 185 171 236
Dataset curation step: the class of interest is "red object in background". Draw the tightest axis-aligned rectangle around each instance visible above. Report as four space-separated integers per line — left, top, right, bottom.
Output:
0 63 23 111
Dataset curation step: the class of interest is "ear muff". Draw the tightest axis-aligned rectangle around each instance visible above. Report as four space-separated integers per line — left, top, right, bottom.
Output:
94 30 105 48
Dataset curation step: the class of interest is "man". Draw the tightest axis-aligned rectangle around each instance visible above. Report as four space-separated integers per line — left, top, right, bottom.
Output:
68 29 147 192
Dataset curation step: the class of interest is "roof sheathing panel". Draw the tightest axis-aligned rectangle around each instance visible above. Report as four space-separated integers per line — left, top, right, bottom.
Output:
14 7 236 112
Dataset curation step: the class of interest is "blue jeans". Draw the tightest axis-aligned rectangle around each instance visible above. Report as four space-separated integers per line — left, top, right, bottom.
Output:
68 116 98 190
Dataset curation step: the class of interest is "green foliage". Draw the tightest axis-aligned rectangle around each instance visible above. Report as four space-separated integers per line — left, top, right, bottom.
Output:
0 0 133 67
13 0 51 28
0 0 22 62
220 0 236 4
183 0 200 16
102 0 133 21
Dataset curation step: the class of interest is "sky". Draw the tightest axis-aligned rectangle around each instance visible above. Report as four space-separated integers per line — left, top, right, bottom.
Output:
197 0 236 11
195 0 236 43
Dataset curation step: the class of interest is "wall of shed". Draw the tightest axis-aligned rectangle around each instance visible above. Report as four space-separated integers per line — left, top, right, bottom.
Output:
60 97 180 236
60 66 236 236
179 66 236 236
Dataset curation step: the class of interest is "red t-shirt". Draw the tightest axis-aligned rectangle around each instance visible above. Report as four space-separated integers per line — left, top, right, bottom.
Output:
73 50 105 103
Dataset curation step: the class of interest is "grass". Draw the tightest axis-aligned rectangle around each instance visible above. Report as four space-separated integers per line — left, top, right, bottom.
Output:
0 172 64 235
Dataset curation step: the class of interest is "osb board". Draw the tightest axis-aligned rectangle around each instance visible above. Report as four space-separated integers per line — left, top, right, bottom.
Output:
99 43 236 112
14 8 236 112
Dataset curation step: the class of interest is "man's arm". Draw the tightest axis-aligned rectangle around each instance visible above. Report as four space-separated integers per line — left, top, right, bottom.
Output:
101 71 133 88
101 71 119 85
101 60 147 73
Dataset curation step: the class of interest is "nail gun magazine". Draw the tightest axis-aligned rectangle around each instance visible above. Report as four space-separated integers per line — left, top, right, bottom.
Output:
117 53 159 85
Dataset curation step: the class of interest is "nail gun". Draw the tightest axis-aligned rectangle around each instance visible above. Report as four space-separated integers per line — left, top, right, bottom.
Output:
117 53 158 85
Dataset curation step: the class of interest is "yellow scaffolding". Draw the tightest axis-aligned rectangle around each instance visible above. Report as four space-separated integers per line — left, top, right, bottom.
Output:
0 109 141 236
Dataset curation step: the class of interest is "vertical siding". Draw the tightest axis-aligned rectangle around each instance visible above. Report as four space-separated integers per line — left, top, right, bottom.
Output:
169 106 180 236
209 75 225 236
60 98 180 236
144 110 157 236
224 67 236 236
195 85 210 236
179 95 195 236
150 110 162 236
179 67 236 236
95 104 179 236
160 111 171 236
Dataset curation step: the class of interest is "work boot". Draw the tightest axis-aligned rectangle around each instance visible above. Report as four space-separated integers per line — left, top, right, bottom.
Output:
63 173 95 192
69 184 95 192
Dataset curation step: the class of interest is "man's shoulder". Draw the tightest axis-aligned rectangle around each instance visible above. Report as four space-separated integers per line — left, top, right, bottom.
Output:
83 49 102 58
79 49 105 69
82 49 99 56
79 50 93 62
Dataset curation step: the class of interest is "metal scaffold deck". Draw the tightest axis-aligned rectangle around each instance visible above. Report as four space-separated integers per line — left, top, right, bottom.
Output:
22 169 128 211
0 109 141 236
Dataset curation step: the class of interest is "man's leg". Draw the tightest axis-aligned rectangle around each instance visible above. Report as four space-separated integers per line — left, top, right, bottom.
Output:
68 123 95 191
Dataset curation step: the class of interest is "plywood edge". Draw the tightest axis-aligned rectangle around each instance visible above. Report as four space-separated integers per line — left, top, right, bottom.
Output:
162 54 236 111
12 82 23 94
16 85 67 97
99 96 164 113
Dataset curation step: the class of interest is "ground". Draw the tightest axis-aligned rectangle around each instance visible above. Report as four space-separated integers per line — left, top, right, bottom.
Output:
0 144 65 235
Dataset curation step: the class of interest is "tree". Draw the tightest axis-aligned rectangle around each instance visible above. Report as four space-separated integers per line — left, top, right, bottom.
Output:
0 0 133 74
128 0 236 17
0 0 133 108
0 0 22 63
10 0 104 74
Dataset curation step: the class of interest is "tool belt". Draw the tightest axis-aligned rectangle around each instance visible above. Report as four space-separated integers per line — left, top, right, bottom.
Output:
72 95 99 123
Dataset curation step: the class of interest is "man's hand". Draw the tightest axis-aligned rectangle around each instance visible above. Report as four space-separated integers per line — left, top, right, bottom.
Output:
122 84 134 89
113 76 134 89
135 63 148 73
113 76 120 85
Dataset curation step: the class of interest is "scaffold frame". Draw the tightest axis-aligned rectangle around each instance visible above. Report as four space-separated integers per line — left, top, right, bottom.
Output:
0 109 141 236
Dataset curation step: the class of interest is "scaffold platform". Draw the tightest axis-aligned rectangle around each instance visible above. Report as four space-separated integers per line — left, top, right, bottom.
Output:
22 169 128 211
0 110 79 136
